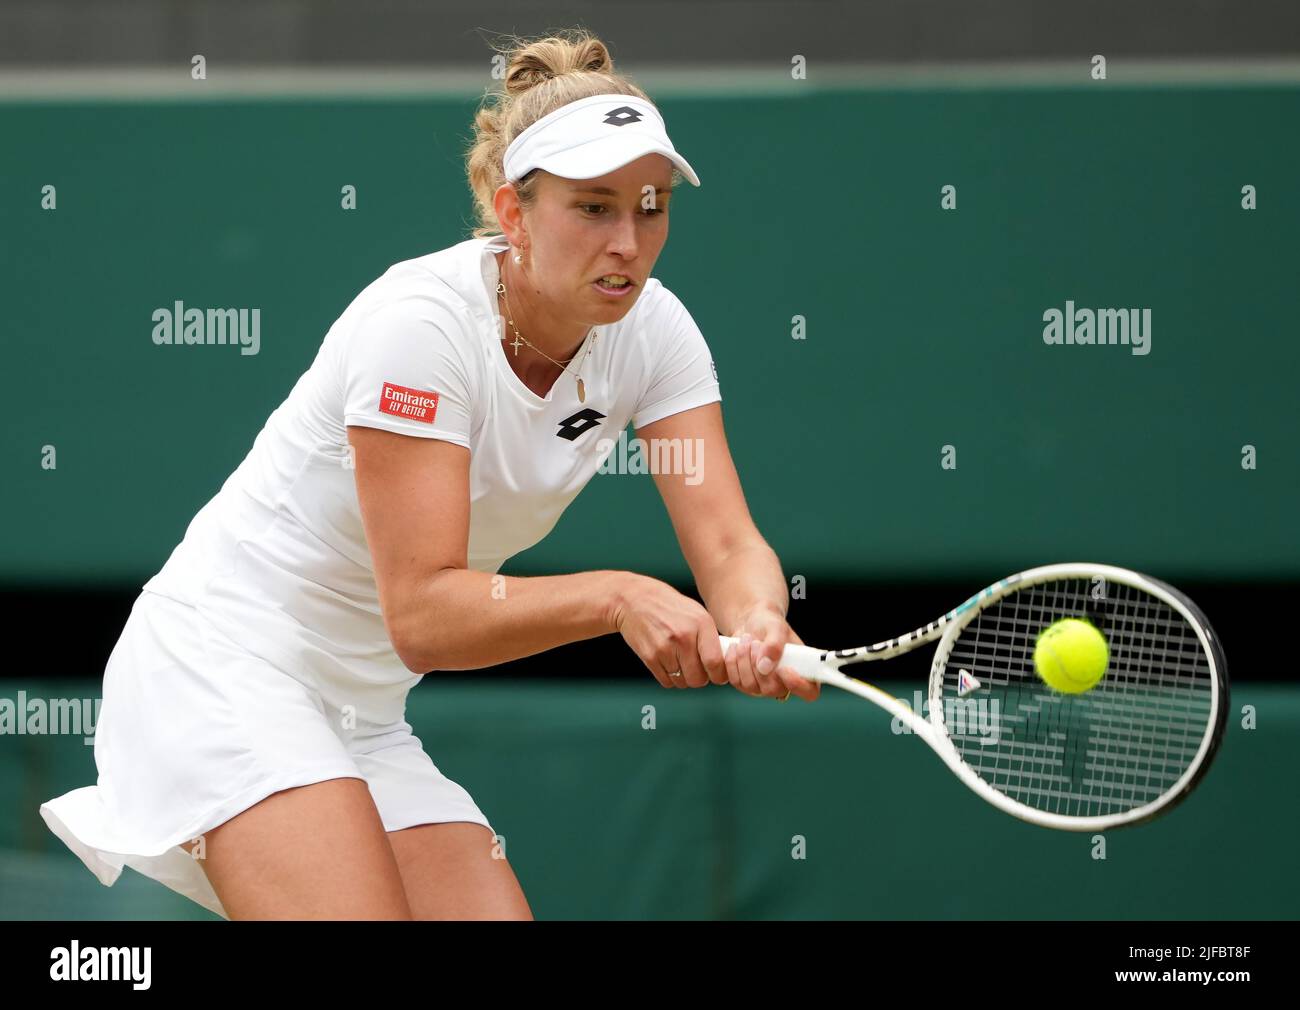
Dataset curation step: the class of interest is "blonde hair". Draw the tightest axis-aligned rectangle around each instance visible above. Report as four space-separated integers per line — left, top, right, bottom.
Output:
464 29 683 239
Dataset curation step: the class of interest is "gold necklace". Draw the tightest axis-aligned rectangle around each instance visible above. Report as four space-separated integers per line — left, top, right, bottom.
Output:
496 280 597 403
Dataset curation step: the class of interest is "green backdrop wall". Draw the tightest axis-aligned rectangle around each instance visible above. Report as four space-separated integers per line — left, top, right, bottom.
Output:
1 82 1294 921
2 679 1292 920
3 84 1297 587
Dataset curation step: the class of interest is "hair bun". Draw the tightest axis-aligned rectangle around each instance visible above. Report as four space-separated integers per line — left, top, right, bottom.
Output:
504 34 614 95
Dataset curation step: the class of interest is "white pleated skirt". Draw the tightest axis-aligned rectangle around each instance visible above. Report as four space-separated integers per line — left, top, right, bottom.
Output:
40 590 493 919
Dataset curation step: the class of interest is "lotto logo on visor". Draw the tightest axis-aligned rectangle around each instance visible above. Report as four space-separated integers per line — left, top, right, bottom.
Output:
379 381 439 423
602 106 643 126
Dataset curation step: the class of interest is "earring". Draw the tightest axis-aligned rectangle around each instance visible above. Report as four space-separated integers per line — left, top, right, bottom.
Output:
513 252 522 264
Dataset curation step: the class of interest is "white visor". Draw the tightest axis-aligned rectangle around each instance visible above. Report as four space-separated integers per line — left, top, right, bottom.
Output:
503 93 701 187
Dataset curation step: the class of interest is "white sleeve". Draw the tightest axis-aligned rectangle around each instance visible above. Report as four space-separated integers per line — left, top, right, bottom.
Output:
631 286 722 430
341 297 475 447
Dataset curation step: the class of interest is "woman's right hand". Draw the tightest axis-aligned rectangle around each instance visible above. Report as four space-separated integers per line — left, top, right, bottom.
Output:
609 574 728 690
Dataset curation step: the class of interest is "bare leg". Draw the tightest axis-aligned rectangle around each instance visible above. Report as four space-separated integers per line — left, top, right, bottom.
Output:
184 777 414 920
387 822 533 920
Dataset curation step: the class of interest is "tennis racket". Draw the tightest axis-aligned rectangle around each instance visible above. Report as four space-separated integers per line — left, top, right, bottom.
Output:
719 562 1228 831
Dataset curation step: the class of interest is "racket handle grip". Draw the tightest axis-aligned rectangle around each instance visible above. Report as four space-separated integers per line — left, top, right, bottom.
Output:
717 635 829 679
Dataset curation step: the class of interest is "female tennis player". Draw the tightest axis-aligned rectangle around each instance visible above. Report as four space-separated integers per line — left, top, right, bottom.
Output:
39 31 818 921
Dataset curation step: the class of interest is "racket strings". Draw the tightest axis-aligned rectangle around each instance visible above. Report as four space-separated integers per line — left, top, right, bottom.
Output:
936 578 1215 819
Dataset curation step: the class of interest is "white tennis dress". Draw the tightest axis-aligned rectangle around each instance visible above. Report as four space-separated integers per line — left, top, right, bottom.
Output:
39 233 722 918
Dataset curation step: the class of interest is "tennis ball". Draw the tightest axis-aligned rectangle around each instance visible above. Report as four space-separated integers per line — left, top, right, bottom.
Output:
1033 618 1109 694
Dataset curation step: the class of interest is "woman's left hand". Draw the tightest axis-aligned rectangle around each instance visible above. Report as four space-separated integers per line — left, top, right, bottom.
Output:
722 604 820 702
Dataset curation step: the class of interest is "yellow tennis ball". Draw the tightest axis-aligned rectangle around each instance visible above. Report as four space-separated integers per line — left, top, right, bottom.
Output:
1033 618 1109 693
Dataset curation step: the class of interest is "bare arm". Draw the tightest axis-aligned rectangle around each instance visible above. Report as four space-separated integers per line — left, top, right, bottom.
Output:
636 401 819 701
636 401 789 632
349 424 637 672
396 568 634 672
694 541 789 633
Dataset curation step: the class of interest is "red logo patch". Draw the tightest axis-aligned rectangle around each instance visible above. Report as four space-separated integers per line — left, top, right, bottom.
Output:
378 382 440 424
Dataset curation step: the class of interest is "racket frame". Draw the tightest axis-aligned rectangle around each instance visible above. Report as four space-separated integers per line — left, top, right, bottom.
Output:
720 562 1228 831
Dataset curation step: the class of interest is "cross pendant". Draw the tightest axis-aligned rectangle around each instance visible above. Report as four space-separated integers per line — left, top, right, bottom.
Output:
510 333 524 355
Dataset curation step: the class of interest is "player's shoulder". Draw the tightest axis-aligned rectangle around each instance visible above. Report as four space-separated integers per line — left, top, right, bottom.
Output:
334 236 493 351
622 276 682 333
620 276 699 357
631 275 679 313
362 236 489 319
